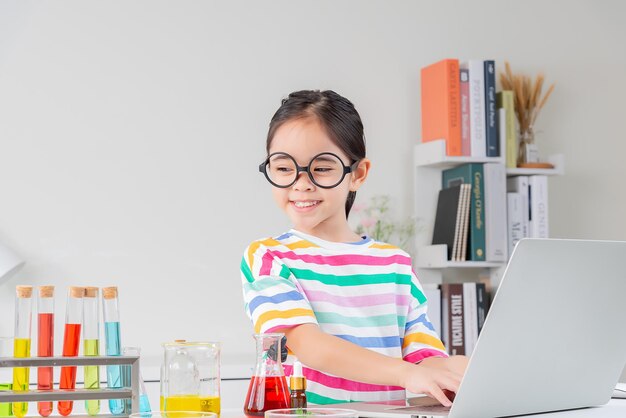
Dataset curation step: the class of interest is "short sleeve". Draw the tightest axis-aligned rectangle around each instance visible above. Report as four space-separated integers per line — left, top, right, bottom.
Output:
402 269 448 363
241 239 318 334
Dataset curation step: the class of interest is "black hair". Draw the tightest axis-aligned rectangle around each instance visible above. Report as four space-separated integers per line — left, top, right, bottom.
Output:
266 90 366 217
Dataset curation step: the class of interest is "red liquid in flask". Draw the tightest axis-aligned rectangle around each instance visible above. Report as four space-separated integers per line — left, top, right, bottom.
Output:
244 375 290 417
37 313 54 417
57 323 81 416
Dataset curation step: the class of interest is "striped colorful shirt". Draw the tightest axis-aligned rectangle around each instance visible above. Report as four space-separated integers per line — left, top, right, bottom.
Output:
240 229 447 404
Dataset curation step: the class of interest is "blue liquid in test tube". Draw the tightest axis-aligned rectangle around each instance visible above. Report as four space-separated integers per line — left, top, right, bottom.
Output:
105 321 124 415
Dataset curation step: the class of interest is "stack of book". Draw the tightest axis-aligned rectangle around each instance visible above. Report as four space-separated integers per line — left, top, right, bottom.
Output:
423 282 490 356
432 162 507 262
421 58 518 168
507 175 549 256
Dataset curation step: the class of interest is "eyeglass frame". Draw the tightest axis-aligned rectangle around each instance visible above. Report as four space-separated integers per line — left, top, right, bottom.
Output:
258 151 360 189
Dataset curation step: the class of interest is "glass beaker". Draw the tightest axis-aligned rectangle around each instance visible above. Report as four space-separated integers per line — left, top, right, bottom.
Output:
160 341 220 415
244 333 290 417
122 347 151 414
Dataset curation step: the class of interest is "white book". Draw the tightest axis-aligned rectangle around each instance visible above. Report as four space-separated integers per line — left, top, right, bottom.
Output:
461 60 486 158
507 176 530 238
507 192 524 257
463 282 478 355
529 175 549 238
483 163 507 261
423 286 442 339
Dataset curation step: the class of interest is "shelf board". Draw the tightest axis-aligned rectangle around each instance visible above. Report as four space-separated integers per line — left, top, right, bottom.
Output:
506 154 565 176
415 140 504 169
419 260 505 269
416 244 505 269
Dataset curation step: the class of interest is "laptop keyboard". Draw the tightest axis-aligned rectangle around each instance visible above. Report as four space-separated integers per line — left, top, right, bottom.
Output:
388 404 452 414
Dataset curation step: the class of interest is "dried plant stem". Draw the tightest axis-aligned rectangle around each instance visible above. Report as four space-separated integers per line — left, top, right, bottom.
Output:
499 61 555 137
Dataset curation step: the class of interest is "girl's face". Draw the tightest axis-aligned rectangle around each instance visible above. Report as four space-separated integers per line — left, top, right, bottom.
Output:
268 117 369 240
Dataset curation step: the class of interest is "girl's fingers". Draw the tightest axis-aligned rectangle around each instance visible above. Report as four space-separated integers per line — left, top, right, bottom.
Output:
428 384 453 407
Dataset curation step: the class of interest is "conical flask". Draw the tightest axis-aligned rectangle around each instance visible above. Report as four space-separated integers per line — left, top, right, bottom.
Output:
243 333 290 417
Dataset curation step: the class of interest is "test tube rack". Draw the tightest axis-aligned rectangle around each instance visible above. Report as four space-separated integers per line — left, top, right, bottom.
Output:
0 355 140 417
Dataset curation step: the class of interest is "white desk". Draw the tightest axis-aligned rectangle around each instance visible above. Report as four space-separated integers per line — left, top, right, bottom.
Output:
220 400 626 417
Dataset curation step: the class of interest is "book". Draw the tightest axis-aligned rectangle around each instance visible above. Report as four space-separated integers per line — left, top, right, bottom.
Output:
463 282 478 354
507 176 530 239
460 68 471 156
432 185 465 260
420 59 462 156
529 175 549 238
457 184 472 261
507 192 524 257
461 60 486 158
454 184 471 261
483 163 507 262
441 283 465 355
476 282 488 336
483 60 499 157
498 108 507 169
442 163 486 261
497 90 518 168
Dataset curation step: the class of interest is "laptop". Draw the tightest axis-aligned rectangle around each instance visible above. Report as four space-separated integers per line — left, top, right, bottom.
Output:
327 239 626 418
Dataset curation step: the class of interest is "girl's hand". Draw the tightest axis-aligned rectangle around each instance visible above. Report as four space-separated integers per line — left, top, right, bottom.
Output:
399 362 463 407
420 355 469 376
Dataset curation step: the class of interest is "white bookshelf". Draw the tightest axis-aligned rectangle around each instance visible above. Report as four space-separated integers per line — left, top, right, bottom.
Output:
414 139 564 288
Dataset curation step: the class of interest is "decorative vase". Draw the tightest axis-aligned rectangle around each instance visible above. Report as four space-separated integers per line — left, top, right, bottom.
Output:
518 127 539 165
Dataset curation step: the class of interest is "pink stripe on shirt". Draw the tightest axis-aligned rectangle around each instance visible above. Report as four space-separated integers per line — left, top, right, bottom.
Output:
283 365 403 392
304 290 411 308
259 251 276 276
403 349 448 364
269 250 412 267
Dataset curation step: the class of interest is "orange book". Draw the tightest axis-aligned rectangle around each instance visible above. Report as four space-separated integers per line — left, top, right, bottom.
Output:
420 59 462 156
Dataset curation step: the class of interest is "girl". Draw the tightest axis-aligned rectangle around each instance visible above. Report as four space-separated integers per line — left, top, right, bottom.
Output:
241 90 467 407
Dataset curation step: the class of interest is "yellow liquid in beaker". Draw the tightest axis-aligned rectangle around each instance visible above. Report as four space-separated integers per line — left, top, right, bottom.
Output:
12 338 31 418
160 395 221 415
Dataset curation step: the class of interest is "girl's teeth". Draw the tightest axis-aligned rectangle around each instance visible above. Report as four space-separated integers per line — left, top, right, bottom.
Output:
294 201 318 208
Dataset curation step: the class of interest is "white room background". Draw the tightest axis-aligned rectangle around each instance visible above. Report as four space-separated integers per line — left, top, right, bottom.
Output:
1 0 625 386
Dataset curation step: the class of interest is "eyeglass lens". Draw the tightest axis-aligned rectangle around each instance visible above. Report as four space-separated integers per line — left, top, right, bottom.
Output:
266 153 346 188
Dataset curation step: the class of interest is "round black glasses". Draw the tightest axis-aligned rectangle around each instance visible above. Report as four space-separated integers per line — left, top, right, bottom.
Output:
259 152 360 189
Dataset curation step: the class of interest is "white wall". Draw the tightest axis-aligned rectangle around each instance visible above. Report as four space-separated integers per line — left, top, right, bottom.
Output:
1 0 625 383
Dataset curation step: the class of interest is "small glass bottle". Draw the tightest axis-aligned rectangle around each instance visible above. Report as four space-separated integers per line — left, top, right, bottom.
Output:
37 286 55 417
83 287 100 416
103 287 124 415
13 285 33 418
58 286 85 416
289 360 307 409
122 347 151 414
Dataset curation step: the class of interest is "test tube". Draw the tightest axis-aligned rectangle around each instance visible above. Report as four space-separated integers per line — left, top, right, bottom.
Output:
122 347 151 414
83 287 100 416
57 287 84 416
103 286 124 415
37 286 55 417
12 285 33 418
0 337 14 418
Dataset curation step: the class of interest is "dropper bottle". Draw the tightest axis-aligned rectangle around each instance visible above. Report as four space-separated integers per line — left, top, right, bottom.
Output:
289 360 307 409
